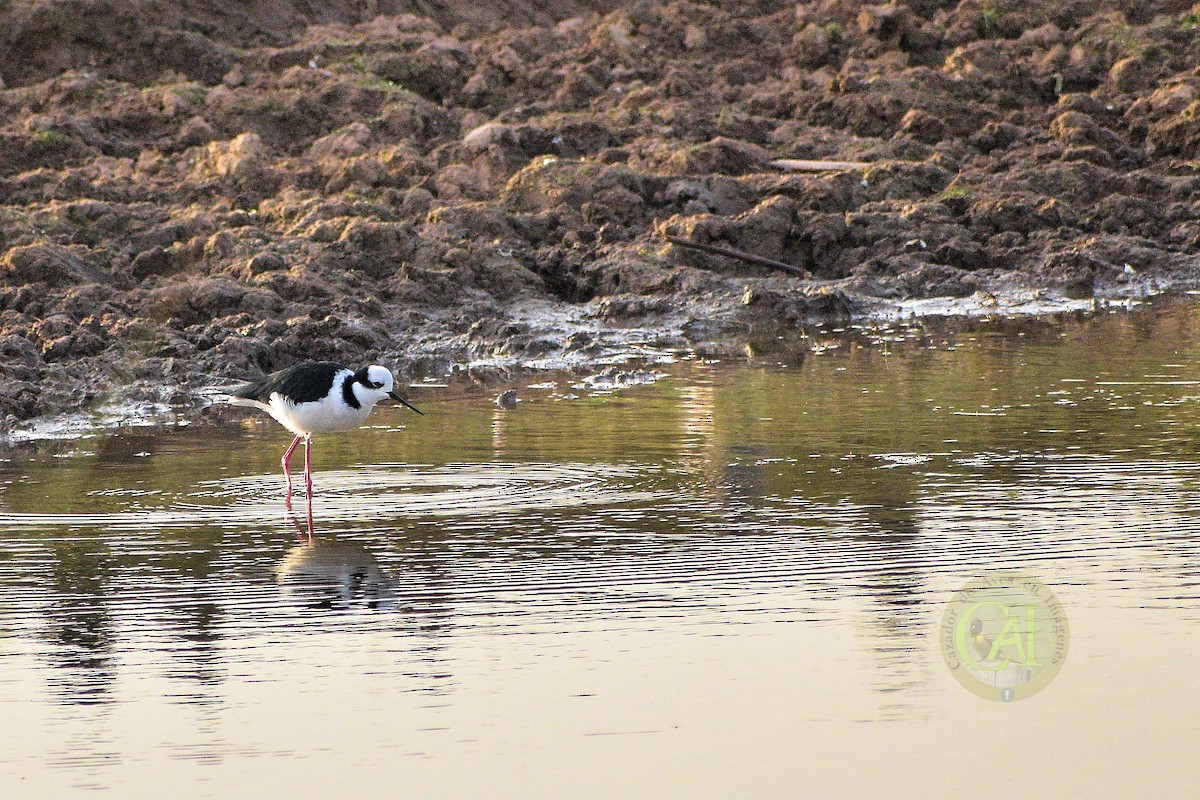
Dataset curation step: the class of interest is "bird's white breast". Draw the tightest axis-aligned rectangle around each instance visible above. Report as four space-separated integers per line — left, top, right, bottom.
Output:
265 370 375 434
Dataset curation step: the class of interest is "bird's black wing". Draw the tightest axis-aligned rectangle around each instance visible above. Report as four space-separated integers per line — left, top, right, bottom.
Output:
231 362 344 404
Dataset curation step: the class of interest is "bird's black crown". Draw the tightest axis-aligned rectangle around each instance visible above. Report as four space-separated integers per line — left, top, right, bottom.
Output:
354 366 384 390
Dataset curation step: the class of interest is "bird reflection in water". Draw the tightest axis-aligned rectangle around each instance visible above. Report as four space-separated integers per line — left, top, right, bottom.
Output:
274 528 459 692
276 535 396 612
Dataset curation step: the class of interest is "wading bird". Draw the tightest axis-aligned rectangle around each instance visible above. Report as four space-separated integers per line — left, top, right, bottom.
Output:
229 362 422 530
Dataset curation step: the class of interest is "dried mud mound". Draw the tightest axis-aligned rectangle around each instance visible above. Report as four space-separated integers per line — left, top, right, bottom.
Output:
1 0 1200 421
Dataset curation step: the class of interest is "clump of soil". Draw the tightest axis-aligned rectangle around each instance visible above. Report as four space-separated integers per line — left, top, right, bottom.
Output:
2 0 1200 422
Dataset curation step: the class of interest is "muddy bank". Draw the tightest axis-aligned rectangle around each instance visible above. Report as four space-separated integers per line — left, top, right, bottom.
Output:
2 0 1200 423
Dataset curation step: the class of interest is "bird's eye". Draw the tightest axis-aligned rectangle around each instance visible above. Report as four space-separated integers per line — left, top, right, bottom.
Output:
371 381 383 389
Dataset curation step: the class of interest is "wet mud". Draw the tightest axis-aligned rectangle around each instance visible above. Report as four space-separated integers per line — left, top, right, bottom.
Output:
2 0 1199 422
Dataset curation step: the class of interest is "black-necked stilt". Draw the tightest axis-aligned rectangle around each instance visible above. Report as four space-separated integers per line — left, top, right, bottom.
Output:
228 361 422 527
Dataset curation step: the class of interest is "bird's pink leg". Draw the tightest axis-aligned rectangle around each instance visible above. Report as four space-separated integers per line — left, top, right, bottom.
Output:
303 434 314 536
282 434 302 510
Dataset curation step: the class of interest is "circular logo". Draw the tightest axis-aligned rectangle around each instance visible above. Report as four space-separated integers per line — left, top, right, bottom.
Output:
940 572 1069 701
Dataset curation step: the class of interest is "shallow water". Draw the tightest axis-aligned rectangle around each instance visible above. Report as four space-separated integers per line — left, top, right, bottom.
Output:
3 301 1200 797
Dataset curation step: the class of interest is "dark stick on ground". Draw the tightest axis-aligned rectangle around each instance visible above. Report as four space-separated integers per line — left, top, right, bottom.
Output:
769 158 871 171
664 235 812 278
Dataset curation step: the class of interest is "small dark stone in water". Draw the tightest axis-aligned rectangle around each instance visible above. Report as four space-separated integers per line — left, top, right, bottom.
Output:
495 389 518 409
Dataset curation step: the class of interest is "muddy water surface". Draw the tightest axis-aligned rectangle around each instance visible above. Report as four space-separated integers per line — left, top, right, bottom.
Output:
3 302 1200 798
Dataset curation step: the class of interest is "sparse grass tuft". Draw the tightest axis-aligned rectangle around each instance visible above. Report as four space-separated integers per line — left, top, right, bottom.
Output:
360 76 412 95
184 85 207 106
938 185 972 201
345 55 412 95
980 3 1000 38
30 129 69 150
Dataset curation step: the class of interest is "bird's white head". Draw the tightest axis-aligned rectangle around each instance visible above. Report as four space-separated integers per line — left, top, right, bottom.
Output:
352 365 395 406
352 365 423 415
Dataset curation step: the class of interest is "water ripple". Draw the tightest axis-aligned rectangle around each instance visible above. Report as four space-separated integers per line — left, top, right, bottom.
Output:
0 463 661 532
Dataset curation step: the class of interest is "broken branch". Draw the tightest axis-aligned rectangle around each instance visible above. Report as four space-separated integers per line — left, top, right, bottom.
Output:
664 235 811 278
769 158 871 171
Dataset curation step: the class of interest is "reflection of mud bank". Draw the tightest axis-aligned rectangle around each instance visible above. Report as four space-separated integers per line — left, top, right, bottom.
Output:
4 1 1200 423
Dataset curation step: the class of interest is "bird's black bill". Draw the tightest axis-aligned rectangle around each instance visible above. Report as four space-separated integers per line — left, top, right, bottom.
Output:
388 390 423 415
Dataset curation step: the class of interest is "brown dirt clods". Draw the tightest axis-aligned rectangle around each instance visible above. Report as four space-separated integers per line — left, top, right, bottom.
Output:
2 0 1200 421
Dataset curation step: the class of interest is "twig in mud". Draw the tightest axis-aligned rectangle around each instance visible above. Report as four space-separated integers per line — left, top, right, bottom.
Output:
769 158 871 171
664 235 811 278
